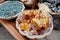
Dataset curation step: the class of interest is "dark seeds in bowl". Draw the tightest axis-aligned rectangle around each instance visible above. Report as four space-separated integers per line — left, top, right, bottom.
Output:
39 0 60 13
56 3 60 12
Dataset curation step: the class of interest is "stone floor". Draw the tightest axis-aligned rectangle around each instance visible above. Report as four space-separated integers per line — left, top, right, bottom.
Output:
0 25 60 40
0 25 15 40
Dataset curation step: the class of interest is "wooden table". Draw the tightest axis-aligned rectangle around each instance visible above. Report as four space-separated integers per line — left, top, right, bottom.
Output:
0 19 24 40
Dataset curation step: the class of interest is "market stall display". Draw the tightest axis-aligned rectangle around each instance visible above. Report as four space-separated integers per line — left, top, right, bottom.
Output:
0 0 55 40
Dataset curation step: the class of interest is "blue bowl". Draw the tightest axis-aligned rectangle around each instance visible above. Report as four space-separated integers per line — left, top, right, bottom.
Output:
0 1 25 20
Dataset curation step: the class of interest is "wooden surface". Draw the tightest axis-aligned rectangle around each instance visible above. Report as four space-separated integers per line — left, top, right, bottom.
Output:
0 19 26 40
